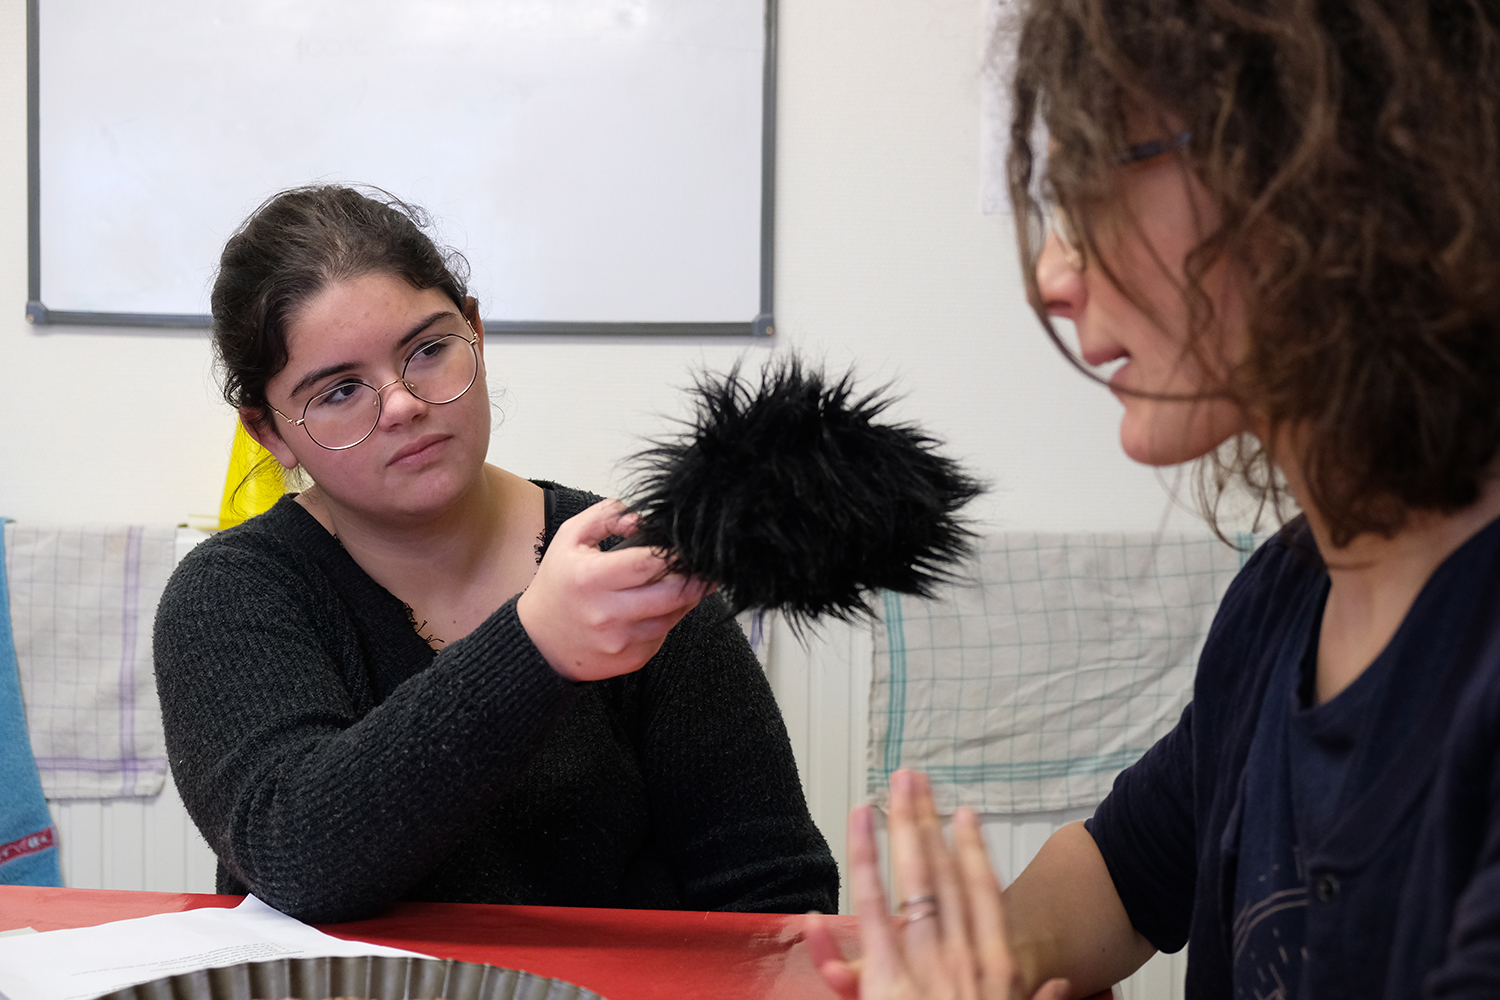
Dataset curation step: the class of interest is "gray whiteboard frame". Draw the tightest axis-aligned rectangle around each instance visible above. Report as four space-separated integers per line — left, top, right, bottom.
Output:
23 0 777 338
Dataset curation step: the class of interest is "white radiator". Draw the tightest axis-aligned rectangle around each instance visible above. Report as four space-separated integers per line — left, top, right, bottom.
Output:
46 766 217 894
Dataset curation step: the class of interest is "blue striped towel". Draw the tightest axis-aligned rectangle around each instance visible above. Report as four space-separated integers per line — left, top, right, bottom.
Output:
0 525 63 886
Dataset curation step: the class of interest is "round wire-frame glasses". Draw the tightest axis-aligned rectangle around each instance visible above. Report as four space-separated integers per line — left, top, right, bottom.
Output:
271 325 481 451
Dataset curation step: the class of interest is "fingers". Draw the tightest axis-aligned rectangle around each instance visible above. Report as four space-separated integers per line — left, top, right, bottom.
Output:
561 500 712 608
848 803 908 990
889 770 944 979
805 910 843 970
914 776 980 1000
805 911 861 1000
519 500 713 681
850 776 1047 1000
953 807 1021 999
818 961 863 999
555 501 663 588
614 571 714 622
564 498 638 547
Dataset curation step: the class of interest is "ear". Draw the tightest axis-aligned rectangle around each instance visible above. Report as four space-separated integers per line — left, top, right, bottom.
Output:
464 296 485 361
240 407 300 471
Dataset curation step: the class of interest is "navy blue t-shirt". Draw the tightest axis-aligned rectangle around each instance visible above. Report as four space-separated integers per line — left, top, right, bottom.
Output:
1088 512 1500 999
1231 530 1485 998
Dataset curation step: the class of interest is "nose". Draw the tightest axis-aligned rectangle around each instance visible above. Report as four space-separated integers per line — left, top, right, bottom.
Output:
1035 230 1085 321
373 376 428 428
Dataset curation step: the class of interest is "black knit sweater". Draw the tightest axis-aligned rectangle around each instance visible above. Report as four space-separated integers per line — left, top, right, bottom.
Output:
153 484 837 922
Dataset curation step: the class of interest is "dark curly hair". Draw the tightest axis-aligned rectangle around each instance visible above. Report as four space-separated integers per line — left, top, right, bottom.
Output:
212 185 471 430
1006 0 1500 546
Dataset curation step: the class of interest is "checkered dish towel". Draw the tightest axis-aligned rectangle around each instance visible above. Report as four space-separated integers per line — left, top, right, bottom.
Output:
4 525 176 798
869 531 1257 814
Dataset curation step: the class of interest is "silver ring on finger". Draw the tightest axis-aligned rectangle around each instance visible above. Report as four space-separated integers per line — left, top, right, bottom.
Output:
900 902 940 927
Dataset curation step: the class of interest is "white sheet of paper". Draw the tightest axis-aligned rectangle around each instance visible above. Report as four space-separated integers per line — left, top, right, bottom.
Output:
0 895 432 1000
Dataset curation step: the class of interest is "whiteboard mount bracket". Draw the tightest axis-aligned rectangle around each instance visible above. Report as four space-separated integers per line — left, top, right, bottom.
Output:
25 301 212 329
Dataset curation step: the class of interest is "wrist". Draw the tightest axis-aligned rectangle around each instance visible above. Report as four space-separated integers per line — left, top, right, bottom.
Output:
516 588 578 680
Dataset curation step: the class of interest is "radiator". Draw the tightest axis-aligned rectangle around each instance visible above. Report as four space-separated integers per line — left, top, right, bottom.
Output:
46 767 217 894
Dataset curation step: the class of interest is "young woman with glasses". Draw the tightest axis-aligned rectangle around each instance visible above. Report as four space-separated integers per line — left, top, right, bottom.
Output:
152 185 838 923
808 0 1500 997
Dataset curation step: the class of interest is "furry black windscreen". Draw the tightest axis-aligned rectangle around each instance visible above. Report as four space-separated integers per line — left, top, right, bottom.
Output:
622 360 984 631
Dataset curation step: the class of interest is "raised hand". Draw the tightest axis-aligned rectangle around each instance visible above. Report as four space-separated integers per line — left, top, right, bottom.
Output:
807 770 1073 1000
517 498 712 681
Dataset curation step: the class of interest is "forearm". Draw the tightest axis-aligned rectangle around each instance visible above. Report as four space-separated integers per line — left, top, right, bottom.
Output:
162 590 576 920
1003 821 1156 997
227 663 573 918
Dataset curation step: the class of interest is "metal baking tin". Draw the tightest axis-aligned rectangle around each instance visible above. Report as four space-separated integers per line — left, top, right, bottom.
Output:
93 957 606 1000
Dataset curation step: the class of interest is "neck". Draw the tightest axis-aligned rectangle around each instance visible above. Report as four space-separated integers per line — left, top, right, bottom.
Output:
301 464 536 600
1280 461 1500 704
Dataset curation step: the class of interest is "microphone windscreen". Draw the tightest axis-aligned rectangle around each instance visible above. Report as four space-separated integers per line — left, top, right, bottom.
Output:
623 359 984 632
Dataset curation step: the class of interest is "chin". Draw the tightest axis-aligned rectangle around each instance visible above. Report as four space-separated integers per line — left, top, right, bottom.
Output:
1121 441 1186 468
339 467 470 522
1120 427 1218 467
1126 430 1246 469
396 471 479 515
1117 418 1198 466
1118 399 1241 468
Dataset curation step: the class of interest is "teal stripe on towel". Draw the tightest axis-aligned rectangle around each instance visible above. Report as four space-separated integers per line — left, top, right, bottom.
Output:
880 589 908 783
1236 531 1257 568
918 747 1151 785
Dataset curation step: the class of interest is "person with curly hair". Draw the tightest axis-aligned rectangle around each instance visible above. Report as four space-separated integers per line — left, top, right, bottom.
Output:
807 0 1500 997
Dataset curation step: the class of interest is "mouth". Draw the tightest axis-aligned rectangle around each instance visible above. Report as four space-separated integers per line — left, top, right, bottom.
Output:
1081 341 1128 368
387 434 450 467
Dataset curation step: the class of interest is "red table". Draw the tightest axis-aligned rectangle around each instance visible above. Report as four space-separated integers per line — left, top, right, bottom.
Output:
0 886 856 1000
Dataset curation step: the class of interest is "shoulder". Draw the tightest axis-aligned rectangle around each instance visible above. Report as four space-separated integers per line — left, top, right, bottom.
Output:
531 480 602 524
1173 519 1329 782
1443 524 1500 719
1218 517 1326 619
157 497 347 637
169 498 329 585
528 480 612 557
1197 519 1326 682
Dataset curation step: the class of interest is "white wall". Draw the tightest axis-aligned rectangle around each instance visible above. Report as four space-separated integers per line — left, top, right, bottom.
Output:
0 0 1208 534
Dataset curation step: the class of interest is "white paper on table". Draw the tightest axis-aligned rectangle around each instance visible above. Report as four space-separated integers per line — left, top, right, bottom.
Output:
0 896 433 1000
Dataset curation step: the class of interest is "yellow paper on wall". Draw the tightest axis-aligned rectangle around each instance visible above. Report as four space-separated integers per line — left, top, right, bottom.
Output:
219 422 285 529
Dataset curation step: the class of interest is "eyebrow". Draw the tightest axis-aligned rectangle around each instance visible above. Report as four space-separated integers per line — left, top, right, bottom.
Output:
288 310 459 399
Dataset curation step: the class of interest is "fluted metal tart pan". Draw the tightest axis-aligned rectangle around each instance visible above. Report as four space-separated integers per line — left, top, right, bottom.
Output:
94 956 605 1000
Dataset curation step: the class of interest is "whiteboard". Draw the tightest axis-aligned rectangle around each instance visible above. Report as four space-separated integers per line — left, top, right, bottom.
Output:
27 0 775 335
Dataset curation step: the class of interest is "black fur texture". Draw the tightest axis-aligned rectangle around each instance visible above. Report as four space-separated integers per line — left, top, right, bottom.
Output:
624 359 984 631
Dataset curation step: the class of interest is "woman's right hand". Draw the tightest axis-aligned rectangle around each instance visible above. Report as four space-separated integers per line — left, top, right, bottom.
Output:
517 498 712 681
806 770 1073 1000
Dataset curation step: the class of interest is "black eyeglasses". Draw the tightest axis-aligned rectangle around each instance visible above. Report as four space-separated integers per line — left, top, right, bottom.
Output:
271 322 481 450
1048 131 1193 269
